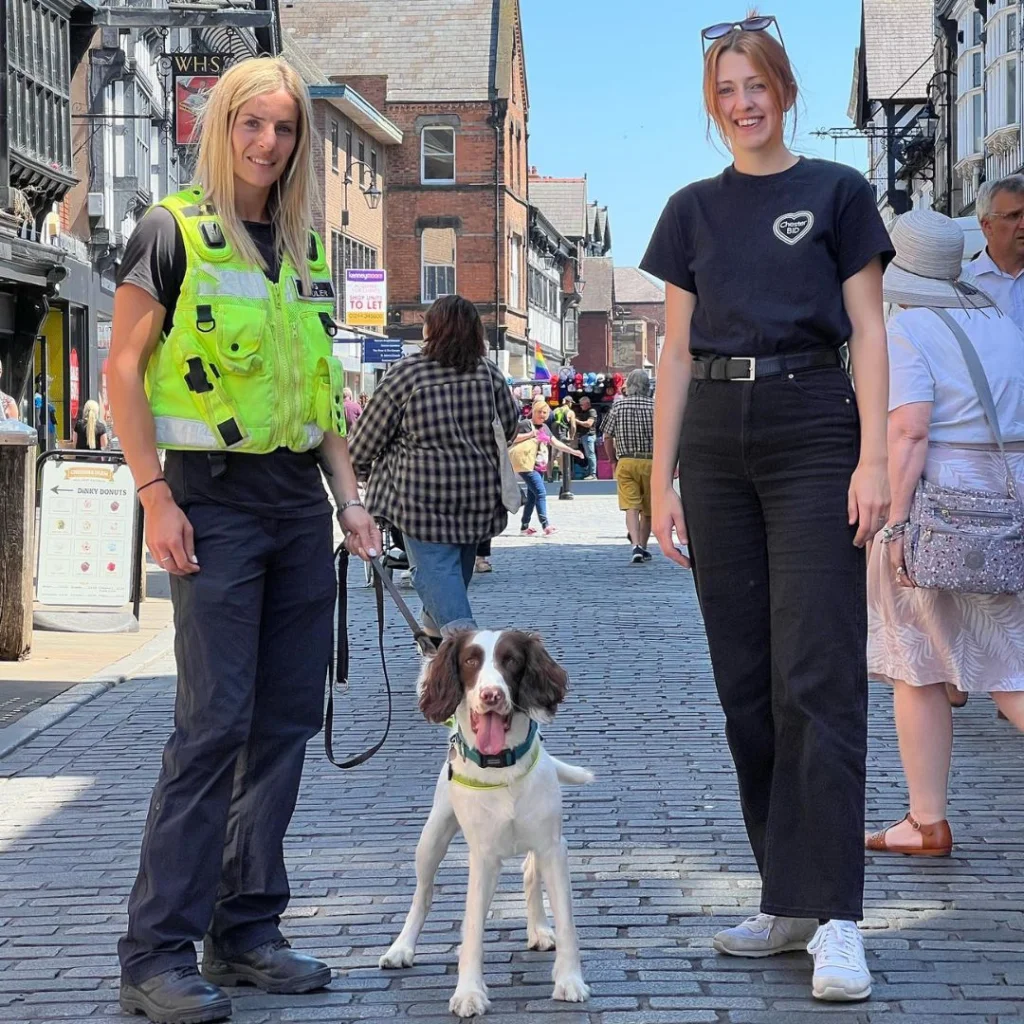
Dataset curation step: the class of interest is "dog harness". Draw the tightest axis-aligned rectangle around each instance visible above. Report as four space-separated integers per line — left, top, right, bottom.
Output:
446 720 541 790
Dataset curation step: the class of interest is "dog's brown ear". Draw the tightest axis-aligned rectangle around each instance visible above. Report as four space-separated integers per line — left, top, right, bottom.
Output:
515 632 568 720
418 633 465 723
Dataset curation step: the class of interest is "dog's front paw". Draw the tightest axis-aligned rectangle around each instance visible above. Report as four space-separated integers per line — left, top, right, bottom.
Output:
449 985 490 1018
527 925 556 951
552 973 590 1003
379 941 415 969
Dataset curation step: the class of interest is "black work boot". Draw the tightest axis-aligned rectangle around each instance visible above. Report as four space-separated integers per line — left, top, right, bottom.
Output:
119 966 231 1023
201 938 331 994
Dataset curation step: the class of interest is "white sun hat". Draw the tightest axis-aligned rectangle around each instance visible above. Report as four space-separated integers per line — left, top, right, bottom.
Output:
883 208 995 309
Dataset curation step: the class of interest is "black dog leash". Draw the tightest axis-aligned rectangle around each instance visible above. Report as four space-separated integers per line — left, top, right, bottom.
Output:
324 547 434 769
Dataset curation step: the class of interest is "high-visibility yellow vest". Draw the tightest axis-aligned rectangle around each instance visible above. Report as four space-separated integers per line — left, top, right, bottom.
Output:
145 187 346 453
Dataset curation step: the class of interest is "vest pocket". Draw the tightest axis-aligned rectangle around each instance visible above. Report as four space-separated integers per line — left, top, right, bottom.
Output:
210 304 267 375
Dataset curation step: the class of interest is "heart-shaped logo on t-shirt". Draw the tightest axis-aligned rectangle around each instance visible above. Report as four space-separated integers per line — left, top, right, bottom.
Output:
773 210 814 246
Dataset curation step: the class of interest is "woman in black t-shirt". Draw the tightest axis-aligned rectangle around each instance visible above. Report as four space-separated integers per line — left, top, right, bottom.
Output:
73 399 108 450
640 20 894 1003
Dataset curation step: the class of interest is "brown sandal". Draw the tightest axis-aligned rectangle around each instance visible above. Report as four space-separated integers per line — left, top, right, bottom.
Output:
865 813 953 857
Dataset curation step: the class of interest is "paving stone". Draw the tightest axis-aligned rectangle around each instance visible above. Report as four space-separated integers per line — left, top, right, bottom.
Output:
0 496 1021 1023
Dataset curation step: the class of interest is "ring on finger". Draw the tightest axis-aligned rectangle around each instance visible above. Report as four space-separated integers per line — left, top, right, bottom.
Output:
159 555 172 563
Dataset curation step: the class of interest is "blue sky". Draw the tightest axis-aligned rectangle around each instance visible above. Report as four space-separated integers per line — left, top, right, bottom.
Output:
520 0 866 267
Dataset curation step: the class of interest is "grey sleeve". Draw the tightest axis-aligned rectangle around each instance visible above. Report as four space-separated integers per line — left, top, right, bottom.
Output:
115 207 186 312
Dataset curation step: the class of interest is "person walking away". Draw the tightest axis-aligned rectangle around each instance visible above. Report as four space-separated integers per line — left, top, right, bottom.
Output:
74 399 108 450
349 295 519 641
108 57 380 1024
864 209 1024 857
510 398 584 535
603 369 656 563
342 387 362 431
962 175 1024 332
641 16 893 1002
574 395 598 479
475 538 493 574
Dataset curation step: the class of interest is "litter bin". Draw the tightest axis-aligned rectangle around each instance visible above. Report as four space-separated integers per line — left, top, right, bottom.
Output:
0 421 38 660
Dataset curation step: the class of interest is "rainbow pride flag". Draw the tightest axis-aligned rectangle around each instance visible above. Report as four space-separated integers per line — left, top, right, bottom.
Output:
534 342 551 380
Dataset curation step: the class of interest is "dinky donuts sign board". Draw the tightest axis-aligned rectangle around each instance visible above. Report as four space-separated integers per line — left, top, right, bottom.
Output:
37 461 137 607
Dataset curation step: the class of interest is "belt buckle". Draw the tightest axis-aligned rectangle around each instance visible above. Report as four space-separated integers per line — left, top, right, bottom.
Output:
735 357 756 381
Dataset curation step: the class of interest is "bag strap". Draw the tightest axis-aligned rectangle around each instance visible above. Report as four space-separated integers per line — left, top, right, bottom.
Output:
929 307 1018 500
324 548 433 771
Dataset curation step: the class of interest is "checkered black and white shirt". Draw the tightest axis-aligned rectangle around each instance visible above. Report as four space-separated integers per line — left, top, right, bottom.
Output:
601 394 655 458
349 354 520 544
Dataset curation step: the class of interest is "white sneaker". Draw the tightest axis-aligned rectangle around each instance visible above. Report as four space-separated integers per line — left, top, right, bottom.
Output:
808 920 872 1001
712 913 817 957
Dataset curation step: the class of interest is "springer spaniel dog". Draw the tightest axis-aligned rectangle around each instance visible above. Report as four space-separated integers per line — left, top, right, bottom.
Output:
380 629 593 1018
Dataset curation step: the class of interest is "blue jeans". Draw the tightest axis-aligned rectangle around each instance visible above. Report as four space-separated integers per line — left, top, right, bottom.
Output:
404 536 478 635
519 470 549 529
580 434 597 478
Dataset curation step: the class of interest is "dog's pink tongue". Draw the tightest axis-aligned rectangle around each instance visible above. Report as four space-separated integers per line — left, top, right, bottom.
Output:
474 712 507 756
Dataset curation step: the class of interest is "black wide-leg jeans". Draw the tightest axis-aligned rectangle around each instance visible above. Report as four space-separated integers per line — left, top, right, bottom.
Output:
679 366 868 921
118 504 336 983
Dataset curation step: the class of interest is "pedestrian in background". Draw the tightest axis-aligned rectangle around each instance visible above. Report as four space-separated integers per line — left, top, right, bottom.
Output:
0 358 18 419
642 16 892 1001
108 56 379 1024
603 369 655 564
350 294 519 641
343 386 362 431
510 397 584 536
73 399 108 450
962 175 1024 331
865 210 1024 859
574 394 598 479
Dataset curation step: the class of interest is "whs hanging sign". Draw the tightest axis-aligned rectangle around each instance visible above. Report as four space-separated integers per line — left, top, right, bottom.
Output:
345 269 387 328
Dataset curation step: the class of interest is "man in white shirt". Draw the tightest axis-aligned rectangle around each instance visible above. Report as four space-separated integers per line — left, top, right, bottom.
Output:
962 174 1024 331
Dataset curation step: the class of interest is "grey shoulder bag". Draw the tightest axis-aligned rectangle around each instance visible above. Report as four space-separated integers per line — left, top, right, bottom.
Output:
488 374 523 514
904 307 1024 594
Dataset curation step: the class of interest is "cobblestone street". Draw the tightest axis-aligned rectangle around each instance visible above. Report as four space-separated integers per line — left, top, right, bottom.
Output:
1 494 1022 1024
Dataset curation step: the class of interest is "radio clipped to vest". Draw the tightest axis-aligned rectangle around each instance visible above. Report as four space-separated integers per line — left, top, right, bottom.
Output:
146 187 348 454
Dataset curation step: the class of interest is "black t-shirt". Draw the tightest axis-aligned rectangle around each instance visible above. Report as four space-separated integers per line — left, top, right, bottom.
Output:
574 405 597 435
116 207 328 519
74 419 106 450
639 157 895 357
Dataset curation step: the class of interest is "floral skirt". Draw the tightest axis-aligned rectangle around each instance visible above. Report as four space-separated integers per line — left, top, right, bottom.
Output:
867 444 1024 692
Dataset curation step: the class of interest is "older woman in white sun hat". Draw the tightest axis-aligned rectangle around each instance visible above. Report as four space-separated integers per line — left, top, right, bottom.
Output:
866 208 1024 858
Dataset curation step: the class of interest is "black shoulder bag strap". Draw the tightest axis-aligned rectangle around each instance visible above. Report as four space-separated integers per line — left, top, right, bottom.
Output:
324 547 434 770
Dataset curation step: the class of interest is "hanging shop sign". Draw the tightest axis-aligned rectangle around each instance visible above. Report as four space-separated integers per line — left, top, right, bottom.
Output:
37 459 138 607
171 54 229 146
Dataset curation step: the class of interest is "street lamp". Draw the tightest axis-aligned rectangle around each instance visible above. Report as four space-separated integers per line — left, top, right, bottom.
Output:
344 159 383 209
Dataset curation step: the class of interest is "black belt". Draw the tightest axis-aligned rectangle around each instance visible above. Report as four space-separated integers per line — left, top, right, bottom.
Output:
691 348 841 381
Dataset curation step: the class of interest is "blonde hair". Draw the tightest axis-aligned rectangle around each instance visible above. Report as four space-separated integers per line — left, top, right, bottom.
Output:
193 57 316 290
702 14 797 150
532 399 550 417
82 399 100 449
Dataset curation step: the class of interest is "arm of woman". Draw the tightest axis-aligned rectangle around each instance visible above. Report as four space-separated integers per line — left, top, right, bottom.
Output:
318 431 381 560
843 256 891 547
108 283 198 576
884 402 931 587
100 430 109 450
347 389 400 480
549 434 583 458
651 283 696 568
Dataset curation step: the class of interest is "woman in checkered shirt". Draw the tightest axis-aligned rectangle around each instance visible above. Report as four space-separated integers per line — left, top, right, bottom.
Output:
350 296 520 640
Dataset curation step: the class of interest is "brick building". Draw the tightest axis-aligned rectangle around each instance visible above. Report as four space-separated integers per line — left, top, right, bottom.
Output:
613 267 664 371
576 255 613 373
284 40 402 395
282 0 533 374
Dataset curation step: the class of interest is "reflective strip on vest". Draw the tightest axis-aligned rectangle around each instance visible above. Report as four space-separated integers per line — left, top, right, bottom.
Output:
195 268 270 300
155 416 323 450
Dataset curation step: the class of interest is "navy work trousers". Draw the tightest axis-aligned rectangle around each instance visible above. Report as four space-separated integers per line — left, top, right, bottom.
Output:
118 504 336 983
678 367 868 922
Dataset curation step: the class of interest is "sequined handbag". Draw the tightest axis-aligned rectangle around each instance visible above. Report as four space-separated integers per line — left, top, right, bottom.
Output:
904 308 1024 594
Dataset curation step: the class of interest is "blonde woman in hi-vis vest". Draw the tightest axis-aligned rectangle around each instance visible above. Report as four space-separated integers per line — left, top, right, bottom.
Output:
109 57 380 1023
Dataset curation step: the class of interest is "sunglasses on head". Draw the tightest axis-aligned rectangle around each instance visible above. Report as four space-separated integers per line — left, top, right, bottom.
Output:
701 15 784 53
